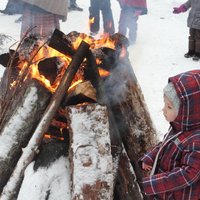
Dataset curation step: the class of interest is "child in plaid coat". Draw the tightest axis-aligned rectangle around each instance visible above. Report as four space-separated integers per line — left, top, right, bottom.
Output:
140 70 200 199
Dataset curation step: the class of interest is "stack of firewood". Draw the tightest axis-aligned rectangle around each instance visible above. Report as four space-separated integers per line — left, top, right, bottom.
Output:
0 30 156 200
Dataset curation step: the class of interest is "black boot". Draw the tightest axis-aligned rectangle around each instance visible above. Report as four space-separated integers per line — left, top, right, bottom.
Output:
193 53 200 61
184 50 195 58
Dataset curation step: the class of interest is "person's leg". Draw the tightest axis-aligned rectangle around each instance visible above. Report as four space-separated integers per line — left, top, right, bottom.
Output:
193 29 200 61
68 0 83 11
0 0 23 15
184 28 195 58
118 9 129 39
128 15 138 45
101 0 115 35
89 0 100 35
70 0 76 6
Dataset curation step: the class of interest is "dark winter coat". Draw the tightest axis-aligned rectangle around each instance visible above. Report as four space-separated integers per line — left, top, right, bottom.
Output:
183 0 200 30
118 0 147 15
140 70 200 200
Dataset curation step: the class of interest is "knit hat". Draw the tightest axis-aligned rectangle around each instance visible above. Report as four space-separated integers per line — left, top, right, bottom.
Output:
163 82 180 112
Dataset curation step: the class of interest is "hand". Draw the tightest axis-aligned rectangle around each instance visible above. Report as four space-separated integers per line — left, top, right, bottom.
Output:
142 162 152 171
134 10 142 17
173 5 186 14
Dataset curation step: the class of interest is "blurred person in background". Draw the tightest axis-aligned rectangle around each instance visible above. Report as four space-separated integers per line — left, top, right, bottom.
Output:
173 0 200 61
68 0 83 11
0 0 23 15
117 0 147 45
89 0 115 36
20 0 68 39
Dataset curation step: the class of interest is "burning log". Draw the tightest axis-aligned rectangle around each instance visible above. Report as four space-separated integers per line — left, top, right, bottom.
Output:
0 78 52 195
37 57 61 85
48 29 75 56
66 103 113 200
63 80 97 105
0 40 90 200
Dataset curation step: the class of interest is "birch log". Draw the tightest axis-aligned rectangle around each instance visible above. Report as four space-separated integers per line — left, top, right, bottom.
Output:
66 103 113 200
0 79 51 194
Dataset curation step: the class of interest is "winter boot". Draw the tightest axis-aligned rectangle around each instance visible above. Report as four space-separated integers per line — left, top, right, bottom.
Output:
193 53 200 61
185 38 195 58
193 41 200 61
184 50 195 58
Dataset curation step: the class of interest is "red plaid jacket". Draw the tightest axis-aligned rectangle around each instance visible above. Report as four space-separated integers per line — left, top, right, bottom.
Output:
140 70 200 200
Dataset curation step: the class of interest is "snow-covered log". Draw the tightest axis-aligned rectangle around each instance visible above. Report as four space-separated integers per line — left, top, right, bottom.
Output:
17 141 71 200
0 79 51 195
66 103 113 200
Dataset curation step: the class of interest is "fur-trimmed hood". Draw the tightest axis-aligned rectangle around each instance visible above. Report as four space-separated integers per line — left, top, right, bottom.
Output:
169 70 200 132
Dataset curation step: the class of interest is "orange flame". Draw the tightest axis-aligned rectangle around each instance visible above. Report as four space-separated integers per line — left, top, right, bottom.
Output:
15 33 116 92
99 67 110 77
44 133 64 141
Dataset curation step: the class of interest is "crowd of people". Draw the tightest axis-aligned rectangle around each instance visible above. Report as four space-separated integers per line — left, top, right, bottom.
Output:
0 0 147 45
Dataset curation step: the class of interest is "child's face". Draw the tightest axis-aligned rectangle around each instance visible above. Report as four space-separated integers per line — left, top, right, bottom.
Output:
162 95 178 122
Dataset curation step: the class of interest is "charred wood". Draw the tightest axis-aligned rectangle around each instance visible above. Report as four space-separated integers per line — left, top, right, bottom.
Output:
114 146 143 200
0 50 19 68
91 47 120 71
110 33 129 50
48 29 74 56
85 50 104 103
101 53 156 198
103 57 156 154
38 57 61 85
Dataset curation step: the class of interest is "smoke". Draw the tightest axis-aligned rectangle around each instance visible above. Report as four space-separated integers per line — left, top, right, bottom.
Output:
102 60 133 105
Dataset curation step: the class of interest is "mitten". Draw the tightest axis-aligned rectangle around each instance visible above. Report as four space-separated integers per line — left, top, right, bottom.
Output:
134 10 142 17
173 4 187 14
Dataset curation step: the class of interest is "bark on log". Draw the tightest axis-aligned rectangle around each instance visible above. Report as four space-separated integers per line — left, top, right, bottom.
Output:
104 57 156 151
0 62 20 113
114 145 143 200
0 79 51 195
102 54 157 198
66 103 113 200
